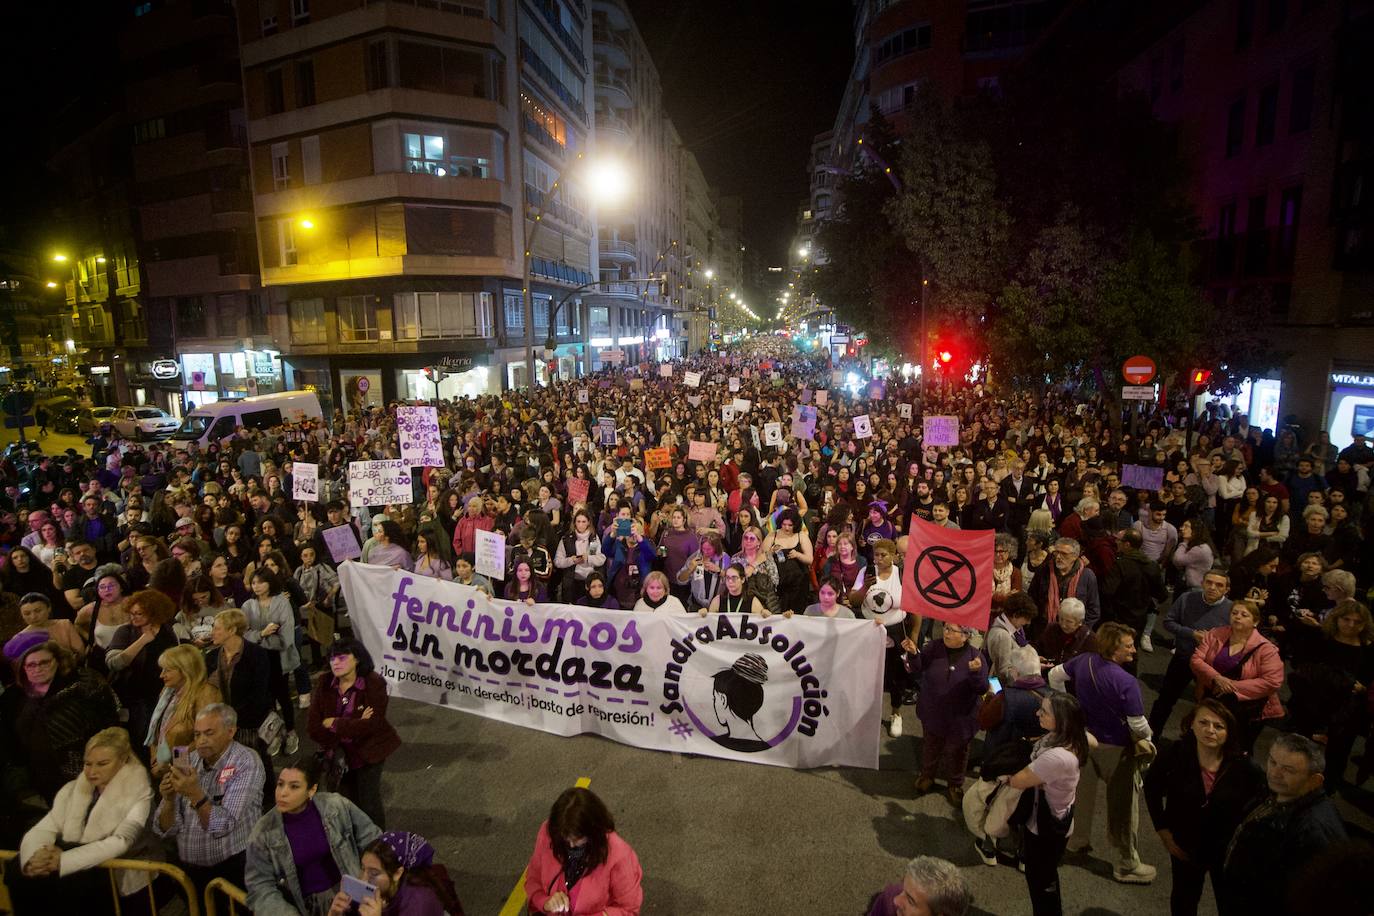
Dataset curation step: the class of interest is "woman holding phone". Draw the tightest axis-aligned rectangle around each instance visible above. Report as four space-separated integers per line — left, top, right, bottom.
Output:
523 787 642 915
326 832 465 916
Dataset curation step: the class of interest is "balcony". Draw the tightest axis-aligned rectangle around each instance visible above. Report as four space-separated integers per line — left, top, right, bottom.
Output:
592 26 630 69
594 67 632 109
522 113 567 158
531 257 593 286
599 238 637 262
532 0 587 67
594 111 631 145
525 183 591 234
520 40 589 122
595 280 643 300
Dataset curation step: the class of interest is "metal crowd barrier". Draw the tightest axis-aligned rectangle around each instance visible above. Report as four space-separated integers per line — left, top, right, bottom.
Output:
0 850 201 916
202 877 248 916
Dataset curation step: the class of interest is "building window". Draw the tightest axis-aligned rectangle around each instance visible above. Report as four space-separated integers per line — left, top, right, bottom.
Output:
1244 194 1268 275
1289 64 1314 133
266 68 285 115
555 298 577 335
367 39 392 90
522 94 567 149
533 294 550 332
261 15 278 36
248 292 269 335
393 291 493 339
291 0 309 23
1276 185 1302 268
337 295 379 342
295 59 316 107
277 219 297 266
132 118 166 144
1256 82 1278 146
397 40 490 99
301 135 321 185
175 297 207 336
1225 96 1245 158
272 142 290 190
289 298 326 344
873 23 931 65
504 292 525 333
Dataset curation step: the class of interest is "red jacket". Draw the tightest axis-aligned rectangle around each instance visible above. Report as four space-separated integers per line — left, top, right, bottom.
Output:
452 511 495 558
1190 626 1285 720
523 823 642 916
307 671 402 766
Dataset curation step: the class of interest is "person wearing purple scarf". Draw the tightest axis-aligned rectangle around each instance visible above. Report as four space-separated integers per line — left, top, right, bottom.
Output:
328 831 465 916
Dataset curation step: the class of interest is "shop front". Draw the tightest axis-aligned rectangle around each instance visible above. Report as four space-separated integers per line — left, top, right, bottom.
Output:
1324 368 1374 449
179 349 285 409
397 353 496 402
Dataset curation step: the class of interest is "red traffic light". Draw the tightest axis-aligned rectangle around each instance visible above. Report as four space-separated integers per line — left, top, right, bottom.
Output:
938 350 953 364
1189 368 1212 394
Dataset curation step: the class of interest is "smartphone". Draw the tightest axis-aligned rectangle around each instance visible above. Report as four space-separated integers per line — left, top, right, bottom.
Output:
615 518 632 537
172 745 191 771
341 875 377 903
988 677 1003 695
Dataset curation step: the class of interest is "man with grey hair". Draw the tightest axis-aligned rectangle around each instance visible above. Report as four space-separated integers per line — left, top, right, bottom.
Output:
1222 734 1347 913
866 855 973 916
1057 497 1098 543
154 703 265 892
1028 537 1101 632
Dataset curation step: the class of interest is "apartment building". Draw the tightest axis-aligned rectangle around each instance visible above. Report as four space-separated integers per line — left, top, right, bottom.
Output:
234 0 596 406
1117 0 1374 444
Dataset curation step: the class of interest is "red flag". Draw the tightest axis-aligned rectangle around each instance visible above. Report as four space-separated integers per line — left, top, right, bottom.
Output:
900 517 995 631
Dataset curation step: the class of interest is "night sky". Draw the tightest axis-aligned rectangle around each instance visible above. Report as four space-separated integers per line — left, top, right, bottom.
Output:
625 0 855 268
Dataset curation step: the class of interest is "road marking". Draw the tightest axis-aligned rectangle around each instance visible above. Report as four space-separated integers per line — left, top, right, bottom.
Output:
498 776 592 916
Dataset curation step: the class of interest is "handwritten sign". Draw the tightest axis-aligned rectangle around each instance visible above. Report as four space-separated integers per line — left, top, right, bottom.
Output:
688 440 718 462
729 377 740 392
853 414 873 439
598 417 617 446
732 397 752 414
475 528 506 581
629 379 644 391
791 405 817 440
687 395 702 407
659 363 673 378
1122 463 1166 492
644 446 672 470
898 403 912 419
684 371 702 388
567 477 590 507
292 462 319 502
923 415 960 447
397 406 443 468
763 422 783 447
322 524 362 564
815 390 829 406
800 388 812 404
348 460 412 508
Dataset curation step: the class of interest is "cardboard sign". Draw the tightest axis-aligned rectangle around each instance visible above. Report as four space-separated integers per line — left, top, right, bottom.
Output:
348 460 412 508
831 369 844 385
322 524 362 564
722 406 736 423
578 389 590 404
629 379 645 391
763 422 783 446
732 397 751 414
922 415 960 447
659 363 673 378
644 447 672 470
853 414 873 439
475 528 506 581
790 405 817 440
898 403 912 419
567 477 590 507
598 417 617 446
729 377 740 392
684 371 702 388
292 462 319 502
687 395 702 407
800 388 812 404
397 406 444 468
815 390 829 406
688 440 718 462
1122 463 1166 492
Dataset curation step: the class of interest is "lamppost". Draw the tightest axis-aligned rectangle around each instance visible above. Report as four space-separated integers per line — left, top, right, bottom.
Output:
517 138 630 388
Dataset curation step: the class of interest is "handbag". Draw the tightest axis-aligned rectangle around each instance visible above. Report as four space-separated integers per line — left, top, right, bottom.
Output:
315 749 349 792
1212 645 1267 721
257 710 285 748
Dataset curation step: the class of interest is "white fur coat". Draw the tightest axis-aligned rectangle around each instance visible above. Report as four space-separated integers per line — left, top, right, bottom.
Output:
19 758 156 895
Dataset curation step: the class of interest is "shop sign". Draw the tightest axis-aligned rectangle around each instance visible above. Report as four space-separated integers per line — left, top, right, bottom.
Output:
151 359 180 380
1330 372 1374 389
437 354 487 371
90 365 111 375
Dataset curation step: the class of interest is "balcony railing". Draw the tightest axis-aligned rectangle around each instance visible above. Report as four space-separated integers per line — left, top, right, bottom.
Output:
599 239 636 259
531 0 587 67
594 112 631 141
522 113 567 156
519 40 588 122
525 184 590 233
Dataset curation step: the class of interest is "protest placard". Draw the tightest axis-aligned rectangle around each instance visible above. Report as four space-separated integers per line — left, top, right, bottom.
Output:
923 415 960 446
644 447 672 470
684 371 702 388
732 397 751 414
687 395 702 407
688 440 719 462
659 363 673 378
598 417 617 446
577 389 589 404
566 477 590 507
722 406 736 423
815 390 829 406
1122 464 1166 492
898 403 912 419
729 377 740 392
397 406 444 468
853 414 873 439
348 460 412 508
292 462 319 502
322 524 362 564
790 405 817 440
764 422 783 446
475 529 506 581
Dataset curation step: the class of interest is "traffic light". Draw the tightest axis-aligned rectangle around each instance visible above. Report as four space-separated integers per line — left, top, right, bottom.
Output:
938 349 953 365
1189 368 1212 395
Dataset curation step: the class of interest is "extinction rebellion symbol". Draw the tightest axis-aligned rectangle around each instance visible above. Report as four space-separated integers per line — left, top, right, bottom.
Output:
914 546 978 609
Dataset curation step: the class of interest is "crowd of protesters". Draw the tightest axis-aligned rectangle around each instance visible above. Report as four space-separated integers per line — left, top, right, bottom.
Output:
0 334 1371 914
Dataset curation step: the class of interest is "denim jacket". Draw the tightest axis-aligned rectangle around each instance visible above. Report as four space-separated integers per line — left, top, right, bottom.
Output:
244 792 380 916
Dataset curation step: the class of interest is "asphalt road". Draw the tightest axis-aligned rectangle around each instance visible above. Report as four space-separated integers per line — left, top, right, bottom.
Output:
347 631 1374 916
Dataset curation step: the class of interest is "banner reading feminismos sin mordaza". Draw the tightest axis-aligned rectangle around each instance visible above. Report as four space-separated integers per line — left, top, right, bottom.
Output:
339 563 884 769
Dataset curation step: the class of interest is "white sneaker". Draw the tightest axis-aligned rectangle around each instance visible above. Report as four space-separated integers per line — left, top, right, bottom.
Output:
1140 634 1154 653
267 734 283 757
298 694 311 709
284 732 300 756
889 715 904 738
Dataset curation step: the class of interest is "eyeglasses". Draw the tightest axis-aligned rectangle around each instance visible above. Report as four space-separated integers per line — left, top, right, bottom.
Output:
24 657 55 671
743 534 758 541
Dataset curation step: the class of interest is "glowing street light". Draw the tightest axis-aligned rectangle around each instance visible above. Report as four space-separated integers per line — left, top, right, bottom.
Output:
52 254 68 263
704 268 714 279
45 280 58 289
585 159 631 207
298 217 316 230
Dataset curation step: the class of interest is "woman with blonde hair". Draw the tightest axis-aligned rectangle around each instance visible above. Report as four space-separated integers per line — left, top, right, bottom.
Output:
146 644 221 769
14 727 159 914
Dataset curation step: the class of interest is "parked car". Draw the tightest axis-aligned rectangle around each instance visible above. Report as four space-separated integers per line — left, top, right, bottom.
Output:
76 406 118 435
111 406 178 440
52 404 83 434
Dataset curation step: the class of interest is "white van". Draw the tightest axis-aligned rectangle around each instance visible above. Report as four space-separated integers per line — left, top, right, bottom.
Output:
167 391 324 451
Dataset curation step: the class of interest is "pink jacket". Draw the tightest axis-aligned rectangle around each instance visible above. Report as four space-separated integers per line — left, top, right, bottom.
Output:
1190 626 1285 720
452 512 494 558
523 823 643 916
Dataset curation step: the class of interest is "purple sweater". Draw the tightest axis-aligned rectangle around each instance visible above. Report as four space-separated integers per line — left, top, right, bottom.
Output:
282 801 341 894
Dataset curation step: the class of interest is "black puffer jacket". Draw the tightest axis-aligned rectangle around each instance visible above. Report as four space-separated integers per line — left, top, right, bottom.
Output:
1 667 119 801
1143 733 1266 864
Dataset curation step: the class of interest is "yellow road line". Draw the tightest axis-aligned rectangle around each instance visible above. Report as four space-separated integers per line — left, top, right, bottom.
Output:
497 776 592 916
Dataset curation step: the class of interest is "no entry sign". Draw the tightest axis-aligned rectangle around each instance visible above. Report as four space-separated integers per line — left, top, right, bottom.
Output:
1122 355 1156 385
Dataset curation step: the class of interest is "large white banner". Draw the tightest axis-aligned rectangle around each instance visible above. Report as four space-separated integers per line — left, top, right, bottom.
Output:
338 564 883 769
348 460 412 508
